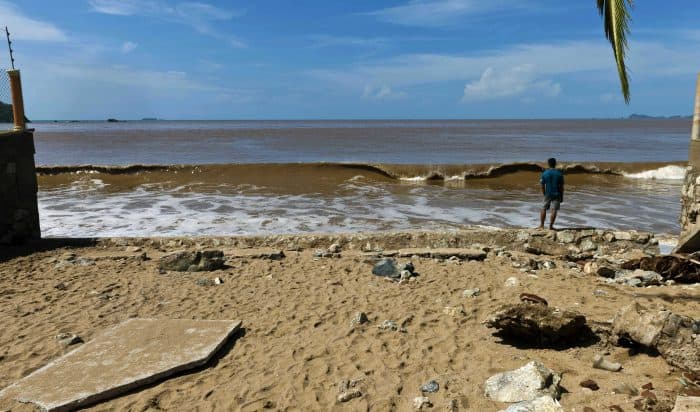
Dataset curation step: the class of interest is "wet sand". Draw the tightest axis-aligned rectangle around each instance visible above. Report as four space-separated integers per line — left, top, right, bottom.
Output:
0 229 697 411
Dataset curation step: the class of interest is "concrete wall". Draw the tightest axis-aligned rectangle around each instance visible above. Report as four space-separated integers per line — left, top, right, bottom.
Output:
0 129 40 243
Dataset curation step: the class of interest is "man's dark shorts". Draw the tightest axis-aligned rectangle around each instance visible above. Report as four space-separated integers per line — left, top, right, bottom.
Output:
543 195 561 211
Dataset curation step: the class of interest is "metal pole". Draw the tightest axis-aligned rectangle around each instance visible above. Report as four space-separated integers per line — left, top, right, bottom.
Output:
7 70 26 131
693 72 700 141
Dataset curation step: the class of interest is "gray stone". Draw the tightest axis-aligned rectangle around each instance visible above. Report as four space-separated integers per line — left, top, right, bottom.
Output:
556 231 576 244
499 396 564 412
615 269 663 287
55 333 82 347
504 277 520 287
337 390 362 402
484 361 562 403
351 312 369 326
372 258 401 278
420 380 439 393
0 319 242 412
614 231 633 241
579 238 598 252
462 288 481 298
378 320 406 333
539 261 556 270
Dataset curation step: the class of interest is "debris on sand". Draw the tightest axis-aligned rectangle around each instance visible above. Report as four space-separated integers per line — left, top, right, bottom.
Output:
484 303 589 347
159 250 225 272
592 354 622 372
484 361 562 403
612 302 700 374
622 255 700 284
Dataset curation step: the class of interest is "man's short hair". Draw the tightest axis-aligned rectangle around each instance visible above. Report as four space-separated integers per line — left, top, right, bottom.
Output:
548 158 556 168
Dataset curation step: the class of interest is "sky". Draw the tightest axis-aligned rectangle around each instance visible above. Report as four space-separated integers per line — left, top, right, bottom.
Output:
1 0 699 120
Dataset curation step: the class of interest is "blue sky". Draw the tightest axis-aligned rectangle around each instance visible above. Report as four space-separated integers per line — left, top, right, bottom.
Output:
1 0 699 120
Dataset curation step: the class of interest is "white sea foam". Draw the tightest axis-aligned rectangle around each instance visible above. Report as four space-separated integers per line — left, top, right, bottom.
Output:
623 165 685 180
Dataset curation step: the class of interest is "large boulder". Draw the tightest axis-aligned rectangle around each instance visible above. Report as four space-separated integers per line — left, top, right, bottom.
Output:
612 302 700 374
484 361 562 403
622 255 700 284
158 250 225 272
484 303 589 347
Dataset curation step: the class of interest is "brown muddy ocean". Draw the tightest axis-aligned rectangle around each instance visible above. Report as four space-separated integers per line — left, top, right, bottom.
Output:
18 119 692 238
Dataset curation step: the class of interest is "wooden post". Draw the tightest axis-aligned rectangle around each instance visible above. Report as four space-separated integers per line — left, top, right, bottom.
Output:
7 69 26 131
693 72 700 141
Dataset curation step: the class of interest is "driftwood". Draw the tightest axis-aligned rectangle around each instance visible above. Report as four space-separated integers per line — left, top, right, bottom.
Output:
621 255 700 283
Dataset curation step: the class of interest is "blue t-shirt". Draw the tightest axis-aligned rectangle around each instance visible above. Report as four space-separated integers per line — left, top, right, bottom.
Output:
540 169 564 197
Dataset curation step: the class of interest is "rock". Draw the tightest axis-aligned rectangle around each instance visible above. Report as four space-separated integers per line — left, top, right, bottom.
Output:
583 261 599 275
556 231 576 244
337 390 361 402
126 246 141 253
499 396 564 412
592 354 622 372
328 243 341 253
54 282 68 291
622 255 700 284
504 277 520 287
397 248 486 261
615 269 663 287
614 231 634 241
485 303 588 346
158 250 225 272
413 396 432 410
580 379 599 391
612 302 700 373
672 396 700 411
462 288 481 298
612 382 638 396
443 305 466 317
420 380 439 393
372 258 401 278
580 238 598 252
195 279 215 287
213 277 223 285
484 361 562 403
351 312 369 326
56 333 82 347
378 320 406 333
633 389 676 412
516 231 530 242
539 260 556 270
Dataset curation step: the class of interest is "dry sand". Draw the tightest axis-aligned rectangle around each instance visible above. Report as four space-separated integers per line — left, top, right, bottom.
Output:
0 229 698 411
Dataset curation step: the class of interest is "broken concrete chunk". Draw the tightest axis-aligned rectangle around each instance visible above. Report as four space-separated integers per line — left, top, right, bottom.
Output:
485 303 588 347
484 361 562 403
612 302 700 374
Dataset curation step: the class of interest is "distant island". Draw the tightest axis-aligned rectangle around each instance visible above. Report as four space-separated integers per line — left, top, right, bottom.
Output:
628 113 692 119
0 101 12 123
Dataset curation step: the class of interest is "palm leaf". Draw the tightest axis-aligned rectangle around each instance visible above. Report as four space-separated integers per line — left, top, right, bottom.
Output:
597 0 633 103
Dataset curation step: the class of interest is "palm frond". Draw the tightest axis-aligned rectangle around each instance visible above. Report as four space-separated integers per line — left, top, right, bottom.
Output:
597 0 633 103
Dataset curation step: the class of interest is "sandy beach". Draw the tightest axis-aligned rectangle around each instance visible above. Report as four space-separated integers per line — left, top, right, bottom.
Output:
0 228 697 411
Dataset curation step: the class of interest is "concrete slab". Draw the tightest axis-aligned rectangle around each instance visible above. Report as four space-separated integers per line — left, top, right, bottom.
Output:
0 318 242 411
397 248 487 260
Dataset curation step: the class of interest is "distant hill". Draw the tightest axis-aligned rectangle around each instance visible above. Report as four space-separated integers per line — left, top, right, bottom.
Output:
0 100 12 123
629 113 692 120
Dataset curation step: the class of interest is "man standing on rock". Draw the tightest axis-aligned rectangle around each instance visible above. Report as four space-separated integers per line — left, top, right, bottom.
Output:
538 158 564 230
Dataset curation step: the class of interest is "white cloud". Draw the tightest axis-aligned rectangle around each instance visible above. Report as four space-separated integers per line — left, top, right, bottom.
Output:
362 84 407 100
369 0 530 27
120 41 138 53
0 1 67 42
88 0 247 48
462 65 560 102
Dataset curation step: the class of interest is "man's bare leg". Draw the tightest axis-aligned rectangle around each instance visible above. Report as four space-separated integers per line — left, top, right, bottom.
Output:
549 210 558 230
539 209 546 229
